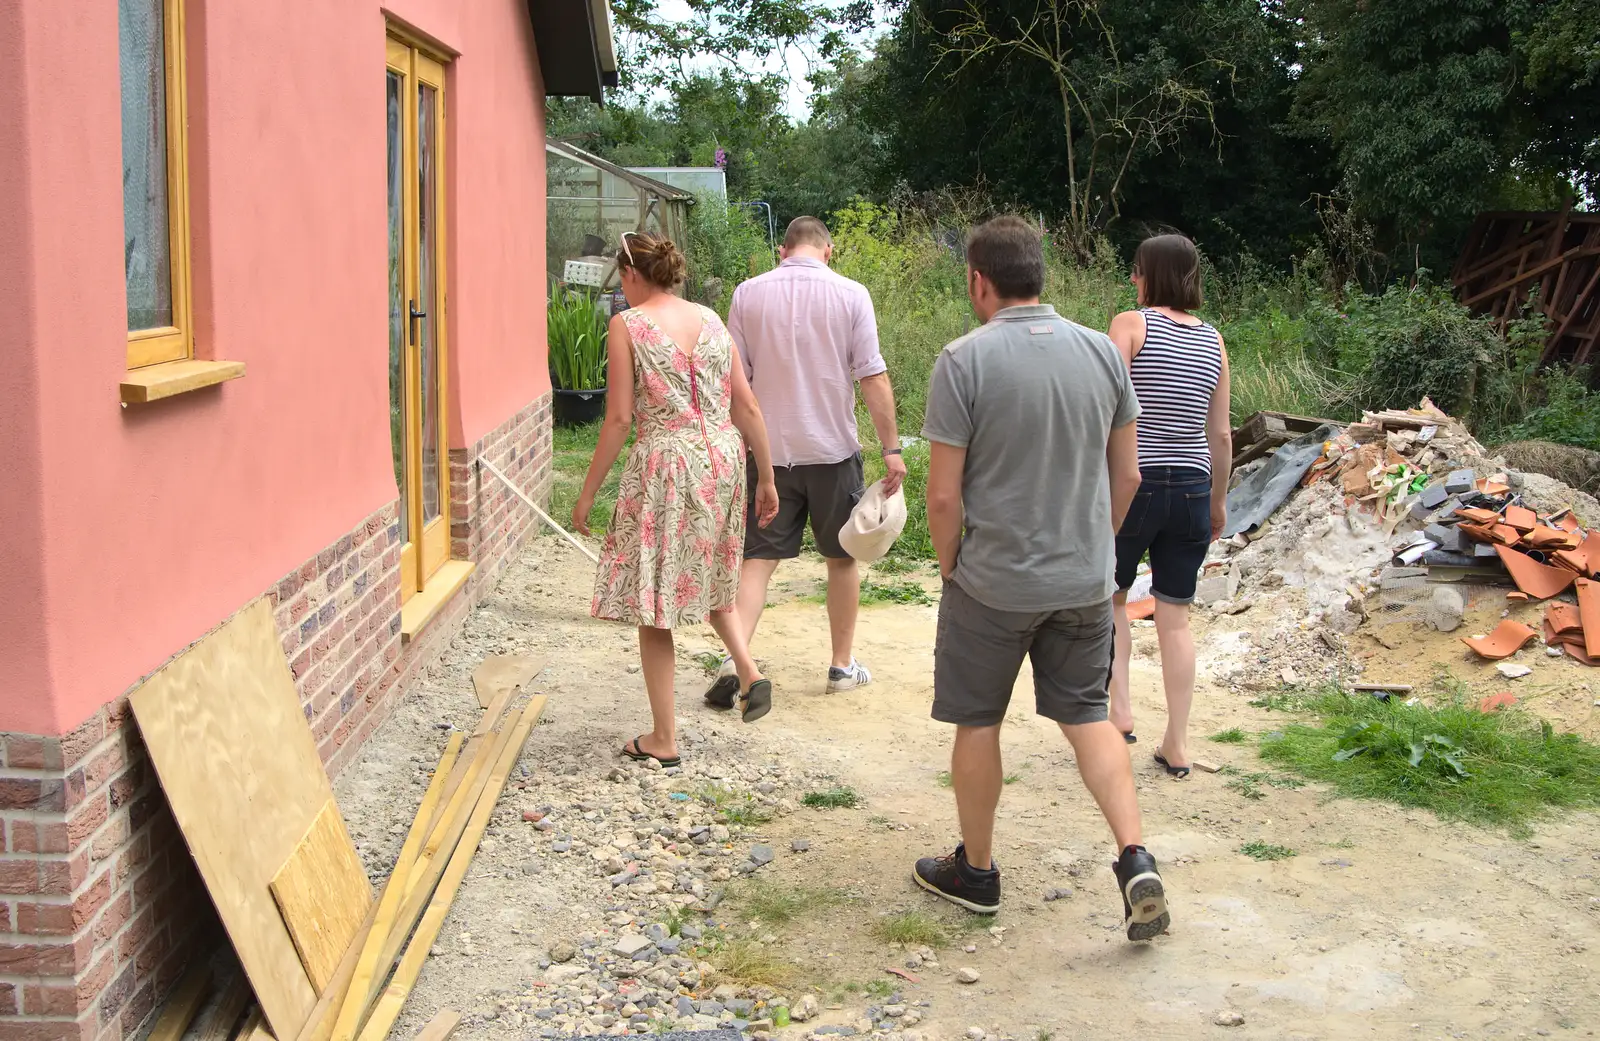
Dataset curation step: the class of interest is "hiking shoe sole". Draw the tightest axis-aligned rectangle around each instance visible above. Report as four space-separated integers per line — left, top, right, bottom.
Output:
1122 871 1170 941
913 868 999 915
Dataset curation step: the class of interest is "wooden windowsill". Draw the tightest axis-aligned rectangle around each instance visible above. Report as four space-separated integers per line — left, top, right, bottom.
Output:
400 560 476 643
120 359 246 404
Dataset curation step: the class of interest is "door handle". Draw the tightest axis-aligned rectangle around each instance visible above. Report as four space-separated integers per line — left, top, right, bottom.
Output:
409 300 426 344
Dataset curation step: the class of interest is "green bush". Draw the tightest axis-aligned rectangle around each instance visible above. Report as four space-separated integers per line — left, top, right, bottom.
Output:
684 203 774 314
548 288 608 391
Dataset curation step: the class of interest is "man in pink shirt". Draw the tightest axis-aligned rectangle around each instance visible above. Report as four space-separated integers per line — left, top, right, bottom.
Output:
705 217 906 709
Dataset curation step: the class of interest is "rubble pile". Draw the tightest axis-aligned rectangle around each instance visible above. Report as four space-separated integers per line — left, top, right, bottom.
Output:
1198 399 1600 676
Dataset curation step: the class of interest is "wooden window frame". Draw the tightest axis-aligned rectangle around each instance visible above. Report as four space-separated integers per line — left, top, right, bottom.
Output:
125 0 195 371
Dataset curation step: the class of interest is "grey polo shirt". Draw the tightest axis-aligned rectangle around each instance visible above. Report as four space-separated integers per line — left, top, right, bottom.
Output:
921 304 1139 612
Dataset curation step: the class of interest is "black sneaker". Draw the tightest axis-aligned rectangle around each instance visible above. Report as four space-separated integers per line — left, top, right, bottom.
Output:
1113 845 1169 941
913 844 1000 914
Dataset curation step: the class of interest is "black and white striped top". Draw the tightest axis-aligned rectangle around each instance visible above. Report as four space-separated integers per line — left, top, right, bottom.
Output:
1129 308 1223 473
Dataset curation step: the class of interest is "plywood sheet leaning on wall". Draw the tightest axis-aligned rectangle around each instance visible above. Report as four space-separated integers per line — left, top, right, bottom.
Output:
129 598 342 1039
271 800 374 991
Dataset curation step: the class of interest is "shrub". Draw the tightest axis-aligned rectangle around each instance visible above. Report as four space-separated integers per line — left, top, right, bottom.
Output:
547 288 608 391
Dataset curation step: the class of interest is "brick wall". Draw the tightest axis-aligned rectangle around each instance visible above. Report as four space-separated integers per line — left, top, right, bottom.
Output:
0 392 552 1040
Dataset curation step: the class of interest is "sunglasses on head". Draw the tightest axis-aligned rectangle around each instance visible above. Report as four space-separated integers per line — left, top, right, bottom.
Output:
619 231 636 264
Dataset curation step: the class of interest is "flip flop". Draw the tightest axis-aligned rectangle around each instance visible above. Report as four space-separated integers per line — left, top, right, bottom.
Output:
621 736 680 768
1153 750 1191 780
740 679 773 723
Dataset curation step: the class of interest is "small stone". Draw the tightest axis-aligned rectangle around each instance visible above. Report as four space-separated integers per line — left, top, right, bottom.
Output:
550 942 576 963
1214 1010 1245 1027
612 934 654 958
1496 663 1532 679
791 995 819 1022
551 839 572 853
1043 887 1072 902
523 809 545 822
750 844 775 866
1280 667 1299 685
1549 646 1566 657
882 1004 907 1018
963 945 977 953
792 839 811 853
966 1028 987 1040
956 967 980 984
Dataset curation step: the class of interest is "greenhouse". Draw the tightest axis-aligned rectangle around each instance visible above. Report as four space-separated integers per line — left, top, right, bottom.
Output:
545 141 695 288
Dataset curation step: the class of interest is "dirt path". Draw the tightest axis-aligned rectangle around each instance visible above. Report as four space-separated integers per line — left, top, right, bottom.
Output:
334 536 1600 1041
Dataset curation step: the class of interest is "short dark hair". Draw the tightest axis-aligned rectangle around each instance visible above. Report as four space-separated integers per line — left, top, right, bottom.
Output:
965 216 1044 299
784 216 832 250
1132 234 1203 311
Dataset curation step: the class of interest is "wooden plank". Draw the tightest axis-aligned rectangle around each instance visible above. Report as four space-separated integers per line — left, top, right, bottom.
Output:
198 976 254 1041
355 704 540 1041
1462 247 1599 307
120 358 246 404
147 965 214 1041
270 801 375 992
412 1010 462 1041
470 653 546 710
236 1008 276 1041
129 600 329 1038
314 733 462 1041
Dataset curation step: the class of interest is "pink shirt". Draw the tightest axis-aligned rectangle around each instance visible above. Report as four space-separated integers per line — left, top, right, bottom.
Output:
727 257 886 467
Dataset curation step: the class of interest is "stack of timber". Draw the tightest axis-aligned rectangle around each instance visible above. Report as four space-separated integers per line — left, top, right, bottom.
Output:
125 600 547 1040
1453 205 1600 367
1231 410 1338 468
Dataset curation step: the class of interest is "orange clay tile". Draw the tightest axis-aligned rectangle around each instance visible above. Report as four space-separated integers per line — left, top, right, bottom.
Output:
1479 692 1518 712
1504 505 1538 531
1556 513 1582 533
1126 598 1156 621
1583 532 1600 577
1565 640 1598 666
1456 507 1501 525
1461 618 1540 660
1489 524 1523 546
1507 591 1531 602
1552 548 1589 573
1523 526 1581 550
1546 602 1583 636
1578 579 1600 659
1496 545 1580 600
1476 478 1512 496
1458 523 1496 544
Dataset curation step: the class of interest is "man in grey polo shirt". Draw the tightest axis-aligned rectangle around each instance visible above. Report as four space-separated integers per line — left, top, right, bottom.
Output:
911 215 1170 941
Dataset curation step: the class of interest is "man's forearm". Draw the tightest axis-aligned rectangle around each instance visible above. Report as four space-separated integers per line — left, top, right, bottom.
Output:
859 372 900 450
928 498 963 578
1109 472 1140 532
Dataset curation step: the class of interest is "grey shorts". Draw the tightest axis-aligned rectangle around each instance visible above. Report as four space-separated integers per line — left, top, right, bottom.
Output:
932 580 1114 728
744 453 864 560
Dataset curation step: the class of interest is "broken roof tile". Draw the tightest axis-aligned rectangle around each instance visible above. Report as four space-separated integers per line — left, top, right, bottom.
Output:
1496 545 1580 600
1461 619 1540 660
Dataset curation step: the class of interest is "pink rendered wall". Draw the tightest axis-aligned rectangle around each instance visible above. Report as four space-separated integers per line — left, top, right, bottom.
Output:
0 0 549 735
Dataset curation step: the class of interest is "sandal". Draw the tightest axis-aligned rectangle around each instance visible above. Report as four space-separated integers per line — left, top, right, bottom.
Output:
1153 750 1191 780
740 679 773 723
1121 731 1137 745
621 736 680 768
704 673 739 709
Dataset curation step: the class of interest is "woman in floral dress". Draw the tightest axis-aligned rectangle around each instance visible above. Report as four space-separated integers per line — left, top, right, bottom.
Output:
573 232 780 766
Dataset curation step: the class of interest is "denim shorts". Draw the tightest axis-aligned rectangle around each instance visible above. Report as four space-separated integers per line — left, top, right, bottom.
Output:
1114 466 1213 605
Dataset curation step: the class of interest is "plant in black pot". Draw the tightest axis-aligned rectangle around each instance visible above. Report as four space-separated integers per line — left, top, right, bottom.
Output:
548 287 609 426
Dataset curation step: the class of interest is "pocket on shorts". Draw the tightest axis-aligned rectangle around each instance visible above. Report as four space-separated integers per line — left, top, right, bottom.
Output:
1118 490 1154 538
1182 490 1212 543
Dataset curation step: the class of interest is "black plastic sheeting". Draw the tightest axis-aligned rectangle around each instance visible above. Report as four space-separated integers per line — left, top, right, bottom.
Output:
1222 424 1341 537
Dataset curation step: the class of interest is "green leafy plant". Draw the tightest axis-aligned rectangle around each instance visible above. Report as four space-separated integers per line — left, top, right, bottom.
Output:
548 288 608 391
1240 841 1296 861
1210 727 1247 744
859 580 935 606
802 785 860 809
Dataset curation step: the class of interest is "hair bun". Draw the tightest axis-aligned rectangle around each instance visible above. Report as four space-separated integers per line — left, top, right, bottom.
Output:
623 232 687 289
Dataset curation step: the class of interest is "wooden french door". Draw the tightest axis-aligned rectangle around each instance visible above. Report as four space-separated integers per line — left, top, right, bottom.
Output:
387 34 450 604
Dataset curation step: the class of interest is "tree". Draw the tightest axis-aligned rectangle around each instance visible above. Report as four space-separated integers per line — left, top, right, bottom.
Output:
927 0 1223 257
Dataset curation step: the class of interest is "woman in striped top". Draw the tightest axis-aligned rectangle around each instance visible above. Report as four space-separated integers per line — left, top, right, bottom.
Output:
1107 234 1232 779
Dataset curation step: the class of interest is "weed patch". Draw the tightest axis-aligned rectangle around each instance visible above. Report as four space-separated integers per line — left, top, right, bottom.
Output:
737 884 846 925
802 786 861 809
1260 686 1600 836
707 938 801 988
695 783 773 827
858 580 936 606
1240 841 1296 861
1210 727 1247 744
871 910 950 947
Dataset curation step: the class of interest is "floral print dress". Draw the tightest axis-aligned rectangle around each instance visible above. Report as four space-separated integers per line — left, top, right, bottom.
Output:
591 306 747 629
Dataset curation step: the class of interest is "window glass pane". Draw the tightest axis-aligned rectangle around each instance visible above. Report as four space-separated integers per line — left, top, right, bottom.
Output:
119 0 173 332
387 70 409 546
418 83 442 527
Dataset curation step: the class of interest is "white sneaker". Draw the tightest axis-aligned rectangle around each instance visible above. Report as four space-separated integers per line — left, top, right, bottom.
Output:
826 659 872 693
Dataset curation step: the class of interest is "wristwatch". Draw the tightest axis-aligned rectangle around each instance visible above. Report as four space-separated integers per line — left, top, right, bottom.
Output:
882 448 903 457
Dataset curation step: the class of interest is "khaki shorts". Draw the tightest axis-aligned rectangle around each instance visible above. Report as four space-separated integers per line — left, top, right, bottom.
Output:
932 580 1113 728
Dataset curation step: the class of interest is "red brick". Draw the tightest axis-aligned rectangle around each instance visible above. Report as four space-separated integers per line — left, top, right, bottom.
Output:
0 1019 92 1041
82 743 125 794
60 712 107 767
0 902 10 931
24 983 80 1016
68 793 110 847
97 964 136 1023
89 814 129 866
12 819 71 855
14 899 74 935
0 981 14 1016
92 891 132 945
6 734 64 770
0 934 92 975
36 851 89 896
0 777 66 812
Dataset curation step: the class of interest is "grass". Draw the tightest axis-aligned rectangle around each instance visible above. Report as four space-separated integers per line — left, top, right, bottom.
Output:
937 769 1018 786
691 651 725 674
871 910 950 947
738 884 846 925
707 938 802 988
694 782 773 827
1260 683 1600 837
858 580 936 606
802 785 861 809
1240 841 1297 861
1210 727 1247 744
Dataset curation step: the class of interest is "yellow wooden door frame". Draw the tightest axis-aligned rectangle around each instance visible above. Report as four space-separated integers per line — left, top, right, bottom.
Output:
387 33 451 603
